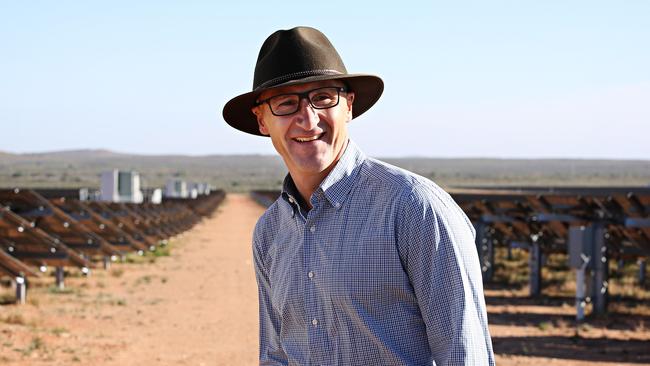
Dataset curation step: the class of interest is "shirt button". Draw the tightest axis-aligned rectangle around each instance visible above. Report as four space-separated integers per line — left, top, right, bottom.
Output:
334 202 341 208
310 225 316 233
308 271 314 279
288 196 294 203
312 319 318 326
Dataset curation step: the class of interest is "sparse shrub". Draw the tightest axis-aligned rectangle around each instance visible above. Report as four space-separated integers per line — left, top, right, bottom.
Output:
51 327 68 336
22 337 44 356
537 321 552 331
151 245 171 257
48 286 76 295
0 293 16 305
125 253 147 264
578 323 593 333
3 314 26 325
110 268 124 277
135 275 152 286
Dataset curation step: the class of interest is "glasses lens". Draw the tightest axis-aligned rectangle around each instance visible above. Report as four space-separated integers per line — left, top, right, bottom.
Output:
267 87 341 116
309 87 339 109
269 95 300 116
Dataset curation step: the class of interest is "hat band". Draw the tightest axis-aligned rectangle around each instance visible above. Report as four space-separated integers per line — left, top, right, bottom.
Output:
255 69 344 90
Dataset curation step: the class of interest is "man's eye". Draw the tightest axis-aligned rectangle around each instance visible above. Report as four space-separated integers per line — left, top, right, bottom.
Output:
278 100 297 107
312 94 333 102
272 97 297 107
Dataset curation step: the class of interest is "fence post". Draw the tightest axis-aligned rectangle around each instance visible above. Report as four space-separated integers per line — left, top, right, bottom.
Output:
529 235 542 297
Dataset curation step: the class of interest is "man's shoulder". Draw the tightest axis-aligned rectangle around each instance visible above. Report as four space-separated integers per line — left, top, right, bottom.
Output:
362 157 445 196
360 157 462 214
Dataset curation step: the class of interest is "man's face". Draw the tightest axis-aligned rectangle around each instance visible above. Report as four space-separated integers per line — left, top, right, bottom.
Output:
252 80 355 178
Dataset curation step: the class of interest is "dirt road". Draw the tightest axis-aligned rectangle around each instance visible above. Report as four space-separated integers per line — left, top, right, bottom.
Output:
1 193 264 365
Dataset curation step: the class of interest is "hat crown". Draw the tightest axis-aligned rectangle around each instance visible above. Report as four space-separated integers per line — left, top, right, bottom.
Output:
253 27 348 90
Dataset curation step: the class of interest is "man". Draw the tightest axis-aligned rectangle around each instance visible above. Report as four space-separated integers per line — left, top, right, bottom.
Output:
223 26 494 365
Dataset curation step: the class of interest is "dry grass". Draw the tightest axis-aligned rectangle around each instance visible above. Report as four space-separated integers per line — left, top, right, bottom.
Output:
490 246 650 316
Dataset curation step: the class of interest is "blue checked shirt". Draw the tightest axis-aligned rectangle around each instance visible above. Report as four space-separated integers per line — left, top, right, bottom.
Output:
253 140 495 365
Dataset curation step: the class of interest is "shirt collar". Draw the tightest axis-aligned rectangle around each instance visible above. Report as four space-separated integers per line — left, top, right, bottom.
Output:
319 139 366 209
281 139 366 211
281 174 302 217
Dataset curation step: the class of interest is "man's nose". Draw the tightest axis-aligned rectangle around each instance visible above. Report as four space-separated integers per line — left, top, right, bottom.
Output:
295 97 319 129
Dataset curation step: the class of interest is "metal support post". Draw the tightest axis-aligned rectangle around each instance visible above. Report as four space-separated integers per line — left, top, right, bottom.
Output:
103 256 111 270
474 221 493 282
15 276 26 305
639 259 646 286
575 254 590 322
617 259 625 272
591 223 608 315
484 230 495 282
55 267 65 290
529 238 542 297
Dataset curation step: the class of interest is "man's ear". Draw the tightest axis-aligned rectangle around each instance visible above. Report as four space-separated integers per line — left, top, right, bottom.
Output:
346 92 355 121
251 106 269 135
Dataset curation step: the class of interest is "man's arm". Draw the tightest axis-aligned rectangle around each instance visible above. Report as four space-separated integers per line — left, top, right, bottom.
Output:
253 235 288 365
397 184 495 365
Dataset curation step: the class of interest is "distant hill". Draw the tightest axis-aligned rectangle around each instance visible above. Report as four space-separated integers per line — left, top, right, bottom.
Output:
21 149 126 159
1 149 649 191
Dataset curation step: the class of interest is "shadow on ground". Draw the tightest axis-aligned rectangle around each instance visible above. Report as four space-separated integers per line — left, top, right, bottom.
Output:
486 294 650 332
492 335 650 363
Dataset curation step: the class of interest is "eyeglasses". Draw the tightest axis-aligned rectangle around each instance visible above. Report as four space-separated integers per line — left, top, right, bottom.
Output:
257 87 346 116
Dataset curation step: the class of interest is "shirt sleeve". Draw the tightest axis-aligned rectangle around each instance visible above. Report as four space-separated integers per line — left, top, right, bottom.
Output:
253 231 289 365
396 184 495 365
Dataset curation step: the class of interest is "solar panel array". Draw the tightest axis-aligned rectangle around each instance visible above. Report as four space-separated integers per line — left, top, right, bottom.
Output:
450 186 650 318
0 188 225 304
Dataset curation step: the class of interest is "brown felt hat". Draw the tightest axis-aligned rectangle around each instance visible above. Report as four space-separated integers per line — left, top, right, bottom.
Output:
222 26 384 136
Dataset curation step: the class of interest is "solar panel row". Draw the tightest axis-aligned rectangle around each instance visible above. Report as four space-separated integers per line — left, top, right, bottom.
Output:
0 188 225 304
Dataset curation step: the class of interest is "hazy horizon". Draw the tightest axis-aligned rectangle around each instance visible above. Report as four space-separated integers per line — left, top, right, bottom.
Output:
2 147 650 162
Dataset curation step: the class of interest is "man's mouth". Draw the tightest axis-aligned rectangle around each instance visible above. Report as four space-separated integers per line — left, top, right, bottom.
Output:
293 133 324 143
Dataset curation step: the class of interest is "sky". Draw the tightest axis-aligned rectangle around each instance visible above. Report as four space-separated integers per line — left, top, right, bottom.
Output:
1 1 649 159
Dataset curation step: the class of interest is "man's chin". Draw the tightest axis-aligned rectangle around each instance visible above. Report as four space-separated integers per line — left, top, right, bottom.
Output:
290 158 335 175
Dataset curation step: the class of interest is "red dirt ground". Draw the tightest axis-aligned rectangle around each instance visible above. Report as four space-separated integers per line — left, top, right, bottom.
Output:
1 193 648 365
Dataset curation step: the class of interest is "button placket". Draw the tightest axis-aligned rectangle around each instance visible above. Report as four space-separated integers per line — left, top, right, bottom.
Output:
304 207 318 348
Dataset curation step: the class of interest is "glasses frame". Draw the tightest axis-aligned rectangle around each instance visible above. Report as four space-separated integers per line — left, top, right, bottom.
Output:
256 86 347 116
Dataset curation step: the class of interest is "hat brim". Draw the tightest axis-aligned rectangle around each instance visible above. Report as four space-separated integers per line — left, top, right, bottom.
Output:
222 74 384 136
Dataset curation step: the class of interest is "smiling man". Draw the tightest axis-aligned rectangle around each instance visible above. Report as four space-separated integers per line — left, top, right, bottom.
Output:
222 26 494 365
